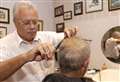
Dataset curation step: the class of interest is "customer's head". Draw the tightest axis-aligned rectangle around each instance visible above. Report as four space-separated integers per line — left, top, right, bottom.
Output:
57 37 90 76
111 31 120 39
13 0 39 42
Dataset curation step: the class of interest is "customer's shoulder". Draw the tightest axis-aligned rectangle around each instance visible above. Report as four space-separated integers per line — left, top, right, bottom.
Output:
42 73 64 82
81 77 96 82
43 73 62 79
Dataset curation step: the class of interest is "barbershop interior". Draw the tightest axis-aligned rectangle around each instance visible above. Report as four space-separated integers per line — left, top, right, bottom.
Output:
0 0 120 82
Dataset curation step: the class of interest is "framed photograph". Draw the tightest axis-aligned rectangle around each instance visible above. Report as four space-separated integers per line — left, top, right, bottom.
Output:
37 20 43 31
64 11 72 20
0 7 10 24
56 22 65 33
0 26 7 39
74 2 83 16
108 0 120 11
85 0 103 13
54 5 64 17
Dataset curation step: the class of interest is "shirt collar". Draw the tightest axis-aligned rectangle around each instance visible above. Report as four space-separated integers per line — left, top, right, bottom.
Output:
34 32 40 41
14 31 40 46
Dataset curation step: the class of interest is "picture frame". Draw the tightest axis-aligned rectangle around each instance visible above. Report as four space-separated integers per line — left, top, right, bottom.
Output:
85 0 103 13
0 7 10 24
37 20 43 31
74 2 83 16
108 0 120 11
54 5 64 17
0 26 7 39
56 22 65 33
63 11 72 20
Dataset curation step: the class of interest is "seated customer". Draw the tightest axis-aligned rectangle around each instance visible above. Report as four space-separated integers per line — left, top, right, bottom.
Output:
42 37 95 82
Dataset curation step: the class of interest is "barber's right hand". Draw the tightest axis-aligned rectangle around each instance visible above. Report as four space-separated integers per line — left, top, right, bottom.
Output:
25 43 55 62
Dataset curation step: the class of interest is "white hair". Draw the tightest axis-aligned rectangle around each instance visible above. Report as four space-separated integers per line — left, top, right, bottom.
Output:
57 37 90 73
13 0 37 20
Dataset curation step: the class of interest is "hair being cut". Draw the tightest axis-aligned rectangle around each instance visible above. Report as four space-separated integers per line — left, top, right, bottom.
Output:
57 37 90 73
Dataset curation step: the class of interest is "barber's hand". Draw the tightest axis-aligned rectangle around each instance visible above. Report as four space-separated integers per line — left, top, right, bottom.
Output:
26 43 55 62
64 27 78 38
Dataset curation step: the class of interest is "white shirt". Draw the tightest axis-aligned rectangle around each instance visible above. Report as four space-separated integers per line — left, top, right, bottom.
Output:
0 31 64 82
105 37 120 59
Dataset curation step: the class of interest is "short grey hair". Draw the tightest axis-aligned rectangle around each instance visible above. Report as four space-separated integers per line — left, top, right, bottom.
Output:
13 0 37 20
57 37 90 73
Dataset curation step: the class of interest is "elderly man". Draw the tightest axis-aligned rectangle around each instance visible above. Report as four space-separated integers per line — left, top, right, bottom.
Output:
0 1 77 82
42 37 94 82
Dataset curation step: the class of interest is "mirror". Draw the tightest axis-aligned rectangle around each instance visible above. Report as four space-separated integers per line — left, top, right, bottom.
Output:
101 26 120 64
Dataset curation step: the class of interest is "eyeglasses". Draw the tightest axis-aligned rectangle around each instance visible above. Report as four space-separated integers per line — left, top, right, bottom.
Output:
17 19 39 26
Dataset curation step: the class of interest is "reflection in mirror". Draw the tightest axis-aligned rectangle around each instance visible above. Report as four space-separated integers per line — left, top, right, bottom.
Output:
101 26 120 64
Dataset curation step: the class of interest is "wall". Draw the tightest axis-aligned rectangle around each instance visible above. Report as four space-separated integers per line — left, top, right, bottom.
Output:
54 0 120 69
0 0 55 34
1 0 120 69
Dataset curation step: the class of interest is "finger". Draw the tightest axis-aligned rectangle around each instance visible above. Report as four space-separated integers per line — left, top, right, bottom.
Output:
48 43 55 53
43 44 51 60
46 44 54 59
42 44 49 54
42 43 52 60
71 27 78 36
76 27 79 33
73 27 77 36
70 28 75 36
38 45 46 59
41 44 51 60
65 29 70 38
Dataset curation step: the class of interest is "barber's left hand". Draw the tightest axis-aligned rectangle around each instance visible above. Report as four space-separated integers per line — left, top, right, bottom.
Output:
64 27 78 38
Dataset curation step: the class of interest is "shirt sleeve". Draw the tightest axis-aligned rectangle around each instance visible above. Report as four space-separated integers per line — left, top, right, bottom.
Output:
0 44 8 61
43 31 64 47
53 32 64 47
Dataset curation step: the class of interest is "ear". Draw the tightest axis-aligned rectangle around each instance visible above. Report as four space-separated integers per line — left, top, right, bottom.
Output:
80 59 89 76
79 66 86 77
